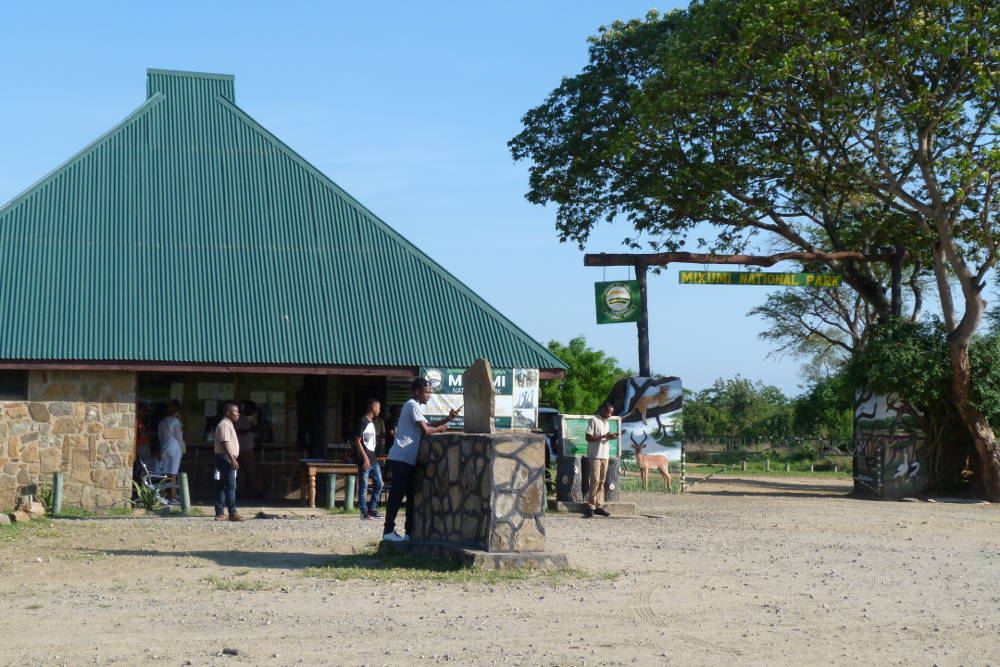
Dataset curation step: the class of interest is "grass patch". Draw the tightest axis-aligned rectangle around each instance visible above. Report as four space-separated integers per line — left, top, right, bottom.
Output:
303 547 613 584
54 505 97 518
324 507 363 516
0 519 59 542
202 575 273 591
619 477 682 493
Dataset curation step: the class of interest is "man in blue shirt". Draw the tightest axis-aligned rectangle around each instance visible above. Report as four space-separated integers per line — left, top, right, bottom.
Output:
382 378 459 541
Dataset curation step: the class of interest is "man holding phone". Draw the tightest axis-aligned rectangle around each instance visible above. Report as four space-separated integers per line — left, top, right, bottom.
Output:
382 378 460 541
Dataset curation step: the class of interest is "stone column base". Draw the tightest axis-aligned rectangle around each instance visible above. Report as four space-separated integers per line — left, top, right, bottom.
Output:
379 539 568 570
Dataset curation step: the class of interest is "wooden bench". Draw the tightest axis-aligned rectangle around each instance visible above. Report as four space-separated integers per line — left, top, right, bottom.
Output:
298 460 358 508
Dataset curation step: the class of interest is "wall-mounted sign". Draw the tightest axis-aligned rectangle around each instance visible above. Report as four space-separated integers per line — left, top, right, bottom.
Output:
678 271 842 287
419 367 538 430
595 280 642 324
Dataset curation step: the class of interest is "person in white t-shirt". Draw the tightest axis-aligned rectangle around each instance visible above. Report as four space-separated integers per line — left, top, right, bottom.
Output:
584 402 617 518
157 403 185 504
382 378 459 542
355 398 384 520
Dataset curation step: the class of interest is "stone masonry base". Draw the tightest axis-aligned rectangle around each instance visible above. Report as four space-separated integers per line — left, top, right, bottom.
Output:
378 539 569 570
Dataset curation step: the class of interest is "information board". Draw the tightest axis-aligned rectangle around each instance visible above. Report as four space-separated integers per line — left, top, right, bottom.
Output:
560 415 621 457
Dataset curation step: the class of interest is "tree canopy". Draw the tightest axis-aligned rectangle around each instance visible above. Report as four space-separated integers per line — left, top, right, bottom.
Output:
512 0 1000 498
540 336 632 415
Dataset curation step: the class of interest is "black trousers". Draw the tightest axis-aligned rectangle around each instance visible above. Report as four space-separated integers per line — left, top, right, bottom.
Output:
382 460 415 536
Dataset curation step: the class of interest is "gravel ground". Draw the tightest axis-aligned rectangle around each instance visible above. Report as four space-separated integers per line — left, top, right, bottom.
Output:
2 475 999 666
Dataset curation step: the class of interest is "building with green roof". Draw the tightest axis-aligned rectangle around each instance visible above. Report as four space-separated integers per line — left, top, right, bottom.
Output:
0 69 565 511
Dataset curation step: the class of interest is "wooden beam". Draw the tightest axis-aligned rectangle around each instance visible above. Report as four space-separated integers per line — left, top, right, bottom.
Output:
584 250 895 267
0 360 568 380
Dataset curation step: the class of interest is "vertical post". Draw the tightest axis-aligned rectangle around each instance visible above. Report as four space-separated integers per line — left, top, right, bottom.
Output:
51 472 64 516
345 474 356 511
741 460 747 472
326 474 336 510
178 472 191 513
765 459 771 472
636 261 650 377
785 462 790 472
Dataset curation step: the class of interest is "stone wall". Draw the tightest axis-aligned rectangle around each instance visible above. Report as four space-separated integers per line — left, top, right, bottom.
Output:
412 432 546 552
0 370 136 512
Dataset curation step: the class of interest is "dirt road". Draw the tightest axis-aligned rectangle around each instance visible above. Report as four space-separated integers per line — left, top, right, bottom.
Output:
2 476 999 666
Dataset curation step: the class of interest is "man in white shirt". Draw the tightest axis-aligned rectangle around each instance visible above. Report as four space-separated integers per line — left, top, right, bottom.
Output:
355 398 384 520
584 402 617 518
382 378 459 541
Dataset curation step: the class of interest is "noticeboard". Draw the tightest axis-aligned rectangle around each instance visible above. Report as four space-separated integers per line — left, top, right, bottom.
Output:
560 414 621 457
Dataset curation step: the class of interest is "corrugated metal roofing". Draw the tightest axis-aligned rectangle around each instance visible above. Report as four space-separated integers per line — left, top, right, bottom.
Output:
0 69 566 371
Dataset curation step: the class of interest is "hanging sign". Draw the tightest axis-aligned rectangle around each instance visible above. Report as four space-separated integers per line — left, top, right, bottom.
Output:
595 280 642 324
678 271 842 287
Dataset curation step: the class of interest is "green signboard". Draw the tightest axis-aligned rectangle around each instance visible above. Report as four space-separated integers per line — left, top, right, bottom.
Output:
560 415 621 457
678 271 842 287
595 280 642 324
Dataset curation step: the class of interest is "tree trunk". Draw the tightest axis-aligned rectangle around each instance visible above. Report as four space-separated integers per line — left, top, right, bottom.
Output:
948 340 1000 501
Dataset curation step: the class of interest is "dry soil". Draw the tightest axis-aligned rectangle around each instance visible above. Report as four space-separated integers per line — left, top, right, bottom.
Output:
2 476 999 666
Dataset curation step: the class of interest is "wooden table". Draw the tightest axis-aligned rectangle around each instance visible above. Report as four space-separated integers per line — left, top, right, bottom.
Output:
299 460 358 508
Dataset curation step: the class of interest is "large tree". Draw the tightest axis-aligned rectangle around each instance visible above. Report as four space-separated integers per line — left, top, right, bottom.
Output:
511 1 1000 499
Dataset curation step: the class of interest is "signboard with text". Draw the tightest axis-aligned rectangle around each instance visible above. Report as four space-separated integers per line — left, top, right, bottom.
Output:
419 367 539 430
595 280 642 324
678 271 842 287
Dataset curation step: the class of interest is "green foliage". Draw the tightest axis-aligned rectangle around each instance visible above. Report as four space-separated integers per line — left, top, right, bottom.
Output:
792 373 855 438
850 317 1000 430
848 318 951 408
131 480 168 512
34 482 53 515
540 336 632 414
682 376 793 438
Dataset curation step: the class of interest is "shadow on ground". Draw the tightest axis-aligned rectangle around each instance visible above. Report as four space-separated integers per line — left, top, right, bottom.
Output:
685 476 854 499
92 549 335 569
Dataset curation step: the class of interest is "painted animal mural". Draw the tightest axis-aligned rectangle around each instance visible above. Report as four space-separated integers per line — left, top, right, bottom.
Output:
605 376 683 461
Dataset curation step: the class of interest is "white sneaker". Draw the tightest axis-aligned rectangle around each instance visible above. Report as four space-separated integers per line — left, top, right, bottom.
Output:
382 532 409 542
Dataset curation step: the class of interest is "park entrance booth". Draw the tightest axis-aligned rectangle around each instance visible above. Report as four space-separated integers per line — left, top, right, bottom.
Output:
0 69 565 512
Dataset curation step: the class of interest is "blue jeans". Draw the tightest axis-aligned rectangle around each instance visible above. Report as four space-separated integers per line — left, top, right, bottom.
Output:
358 460 383 515
214 454 237 516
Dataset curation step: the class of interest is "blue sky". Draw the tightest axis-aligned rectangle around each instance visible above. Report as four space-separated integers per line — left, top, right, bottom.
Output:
1 1 824 395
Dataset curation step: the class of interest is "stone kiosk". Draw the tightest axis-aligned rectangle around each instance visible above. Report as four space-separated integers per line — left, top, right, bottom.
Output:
381 359 568 569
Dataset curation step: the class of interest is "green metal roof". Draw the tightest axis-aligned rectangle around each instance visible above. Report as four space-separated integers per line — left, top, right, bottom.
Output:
0 69 566 372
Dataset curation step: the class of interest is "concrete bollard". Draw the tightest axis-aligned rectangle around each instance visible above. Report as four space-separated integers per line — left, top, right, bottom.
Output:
833 465 839 473
51 471 64 516
765 459 771 472
345 475 356 511
810 464 815 472
785 462 790 472
741 460 747 472
326 474 337 510
178 472 191 513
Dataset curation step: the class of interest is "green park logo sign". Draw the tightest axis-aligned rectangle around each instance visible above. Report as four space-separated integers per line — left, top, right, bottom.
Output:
595 280 642 324
678 271 842 287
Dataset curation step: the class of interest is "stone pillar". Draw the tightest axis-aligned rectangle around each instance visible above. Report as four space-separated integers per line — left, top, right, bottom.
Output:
412 432 546 552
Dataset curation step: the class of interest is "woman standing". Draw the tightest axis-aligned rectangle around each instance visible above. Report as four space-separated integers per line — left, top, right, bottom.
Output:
157 402 185 504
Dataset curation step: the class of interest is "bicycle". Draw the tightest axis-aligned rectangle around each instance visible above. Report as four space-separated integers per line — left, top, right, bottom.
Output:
132 459 181 509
